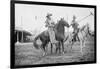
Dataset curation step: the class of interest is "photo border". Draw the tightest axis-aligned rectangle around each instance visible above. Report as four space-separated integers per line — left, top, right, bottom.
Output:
10 0 97 68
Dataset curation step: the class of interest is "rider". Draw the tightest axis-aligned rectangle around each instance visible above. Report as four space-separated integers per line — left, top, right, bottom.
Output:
45 13 58 44
71 15 79 41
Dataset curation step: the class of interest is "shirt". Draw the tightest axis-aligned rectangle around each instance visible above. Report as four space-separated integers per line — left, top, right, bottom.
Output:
45 18 55 28
71 20 79 30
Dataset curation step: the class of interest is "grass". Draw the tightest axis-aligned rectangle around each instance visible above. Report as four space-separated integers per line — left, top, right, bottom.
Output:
15 37 95 66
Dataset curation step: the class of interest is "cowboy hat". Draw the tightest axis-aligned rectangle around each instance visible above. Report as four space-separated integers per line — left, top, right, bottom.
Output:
73 15 76 19
46 13 52 18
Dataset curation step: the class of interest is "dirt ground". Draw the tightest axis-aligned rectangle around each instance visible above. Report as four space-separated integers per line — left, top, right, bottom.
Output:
15 36 95 66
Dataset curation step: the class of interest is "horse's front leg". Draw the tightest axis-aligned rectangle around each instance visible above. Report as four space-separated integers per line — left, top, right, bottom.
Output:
61 41 65 54
70 40 74 51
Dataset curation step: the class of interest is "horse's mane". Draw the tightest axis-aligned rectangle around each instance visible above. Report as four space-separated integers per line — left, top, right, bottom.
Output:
54 18 65 29
54 21 59 29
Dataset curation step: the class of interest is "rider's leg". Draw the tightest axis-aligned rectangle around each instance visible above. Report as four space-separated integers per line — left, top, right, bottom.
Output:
48 28 58 44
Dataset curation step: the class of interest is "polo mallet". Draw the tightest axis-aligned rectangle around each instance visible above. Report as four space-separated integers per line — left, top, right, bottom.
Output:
77 11 94 23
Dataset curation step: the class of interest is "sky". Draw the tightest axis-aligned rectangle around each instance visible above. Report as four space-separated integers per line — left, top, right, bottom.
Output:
15 4 94 34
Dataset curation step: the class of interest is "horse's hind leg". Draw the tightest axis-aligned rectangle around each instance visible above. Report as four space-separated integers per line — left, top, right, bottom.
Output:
41 45 45 56
56 42 60 54
56 46 58 53
41 43 47 56
55 43 58 53
58 42 61 54
83 40 85 48
61 41 65 54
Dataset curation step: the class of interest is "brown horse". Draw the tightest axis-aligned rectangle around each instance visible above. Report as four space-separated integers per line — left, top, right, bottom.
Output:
33 18 69 56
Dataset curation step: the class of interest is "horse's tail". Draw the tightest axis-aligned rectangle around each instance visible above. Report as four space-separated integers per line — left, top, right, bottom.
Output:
33 34 40 49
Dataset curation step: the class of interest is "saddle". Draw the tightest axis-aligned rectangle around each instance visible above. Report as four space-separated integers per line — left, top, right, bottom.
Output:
44 29 56 36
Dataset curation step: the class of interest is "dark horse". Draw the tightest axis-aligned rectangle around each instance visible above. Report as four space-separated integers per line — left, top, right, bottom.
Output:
33 18 69 56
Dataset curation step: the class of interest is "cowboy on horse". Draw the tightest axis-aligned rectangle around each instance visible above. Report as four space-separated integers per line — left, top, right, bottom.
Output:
71 15 79 41
33 14 70 55
45 13 58 44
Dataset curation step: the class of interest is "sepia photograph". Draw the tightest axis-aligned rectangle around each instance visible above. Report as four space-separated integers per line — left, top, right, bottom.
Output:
11 0 96 68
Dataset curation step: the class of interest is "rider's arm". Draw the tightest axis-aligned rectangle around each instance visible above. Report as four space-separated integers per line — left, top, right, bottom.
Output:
45 20 49 27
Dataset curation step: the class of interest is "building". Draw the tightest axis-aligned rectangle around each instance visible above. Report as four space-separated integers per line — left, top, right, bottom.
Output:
15 27 32 43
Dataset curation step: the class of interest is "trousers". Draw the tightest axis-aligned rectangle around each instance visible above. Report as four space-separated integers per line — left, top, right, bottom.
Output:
48 27 57 43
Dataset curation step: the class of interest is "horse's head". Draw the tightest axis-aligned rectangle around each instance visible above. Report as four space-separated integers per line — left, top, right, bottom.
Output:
80 23 91 38
59 18 69 28
86 23 92 35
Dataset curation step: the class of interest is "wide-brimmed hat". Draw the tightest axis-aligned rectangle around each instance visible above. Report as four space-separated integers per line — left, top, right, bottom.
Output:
73 15 76 19
46 13 52 18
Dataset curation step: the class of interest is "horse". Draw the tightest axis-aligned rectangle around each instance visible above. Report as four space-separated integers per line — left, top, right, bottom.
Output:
33 18 70 56
67 23 91 55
